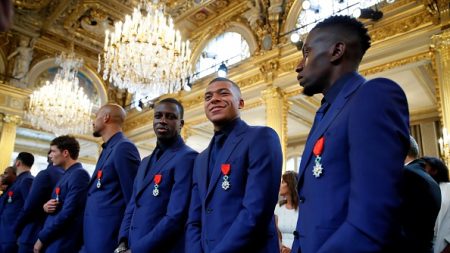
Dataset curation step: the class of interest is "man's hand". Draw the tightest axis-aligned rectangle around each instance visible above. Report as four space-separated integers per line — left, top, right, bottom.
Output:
114 242 128 253
33 239 43 253
43 199 58 213
281 245 291 253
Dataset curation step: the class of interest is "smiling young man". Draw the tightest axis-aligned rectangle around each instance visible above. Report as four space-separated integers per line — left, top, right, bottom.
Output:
186 77 283 253
34 135 90 253
291 16 410 253
117 98 198 253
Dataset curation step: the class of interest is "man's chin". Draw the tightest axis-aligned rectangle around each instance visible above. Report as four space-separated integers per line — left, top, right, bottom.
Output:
93 131 101 138
302 85 320 97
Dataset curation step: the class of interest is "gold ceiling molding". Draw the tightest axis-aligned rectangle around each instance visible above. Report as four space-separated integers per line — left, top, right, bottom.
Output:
285 89 302 98
370 9 434 43
13 0 52 10
123 110 153 133
360 51 432 76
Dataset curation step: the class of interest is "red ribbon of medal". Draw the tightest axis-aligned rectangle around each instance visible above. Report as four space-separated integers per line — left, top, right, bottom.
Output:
153 174 162 197
7 190 13 203
221 164 231 190
96 170 103 189
55 187 60 202
312 136 325 178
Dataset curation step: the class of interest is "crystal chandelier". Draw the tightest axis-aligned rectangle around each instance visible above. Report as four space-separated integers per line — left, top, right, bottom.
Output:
292 0 392 38
99 0 192 97
27 52 94 136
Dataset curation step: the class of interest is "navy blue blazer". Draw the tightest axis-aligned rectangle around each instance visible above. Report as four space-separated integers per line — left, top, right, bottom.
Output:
14 165 64 246
82 132 140 253
186 119 283 253
291 73 410 253
38 163 89 253
119 136 197 253
0 171 34 246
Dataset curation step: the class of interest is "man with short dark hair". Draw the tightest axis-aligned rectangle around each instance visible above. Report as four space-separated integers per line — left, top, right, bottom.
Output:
34 136 89 253
0 152 34 253
291 16 410 252
402 136 441 253
186 77 283 253
117 98 197 253
14 150 64 253
81 103 140 253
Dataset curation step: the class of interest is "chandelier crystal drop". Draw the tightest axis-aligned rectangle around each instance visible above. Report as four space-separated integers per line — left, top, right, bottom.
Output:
27 52 94 136
99 0 192 97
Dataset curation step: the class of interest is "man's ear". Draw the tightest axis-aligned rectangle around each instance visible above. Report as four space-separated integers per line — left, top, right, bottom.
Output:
330 42 345 63
103 113 110 123
238 98 244 109
62 150 70 158
180 119 185 129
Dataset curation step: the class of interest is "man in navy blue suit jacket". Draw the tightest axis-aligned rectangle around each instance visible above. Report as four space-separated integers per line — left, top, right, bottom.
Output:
291 16 410 253
0 152 34 253
186 77 283 253
117 98 198 253
34 135 90 253
13 152 64 253
81 103 140 253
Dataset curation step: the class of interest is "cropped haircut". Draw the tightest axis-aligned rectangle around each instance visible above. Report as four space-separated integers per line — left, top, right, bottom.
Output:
314 15 371 60
209 77 242 96
157 98 184 119
50 135 80 160
16 152 34 167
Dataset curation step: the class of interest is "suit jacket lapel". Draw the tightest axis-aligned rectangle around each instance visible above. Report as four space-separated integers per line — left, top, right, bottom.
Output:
205 120 248 201
200 143 213 199
89 134 123 187
136 138 183 198
298 74 366 180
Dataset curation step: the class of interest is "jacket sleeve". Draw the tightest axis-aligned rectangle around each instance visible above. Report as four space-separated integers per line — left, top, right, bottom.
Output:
317 78 410 252
114 141 141 204
14 171 48 235
212 128 283 253
185 156 204 253
38 170 89 245
132 151 198 252
118 168 139 243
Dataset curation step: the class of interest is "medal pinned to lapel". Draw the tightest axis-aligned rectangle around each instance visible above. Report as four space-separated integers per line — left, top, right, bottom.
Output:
96 170 103 189
55 187 61 202
312 136 325 178
153 174 162 197
7 191 13 203
221 164 231 190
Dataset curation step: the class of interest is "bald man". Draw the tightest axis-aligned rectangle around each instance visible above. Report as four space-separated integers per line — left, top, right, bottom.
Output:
81 104 140 253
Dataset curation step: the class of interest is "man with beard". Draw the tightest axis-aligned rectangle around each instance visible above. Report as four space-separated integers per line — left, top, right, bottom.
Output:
81 104 140 253
291 16 410 253
117 98 197 253
186 78 283 253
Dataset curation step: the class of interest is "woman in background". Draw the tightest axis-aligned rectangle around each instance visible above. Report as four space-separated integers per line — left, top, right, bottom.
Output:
275 171 299 253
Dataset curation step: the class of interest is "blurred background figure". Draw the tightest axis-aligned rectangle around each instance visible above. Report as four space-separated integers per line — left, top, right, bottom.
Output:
402 136 441 253
275 171 299 253
422 156 450 253
0 0 13 31
0 166 17 194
